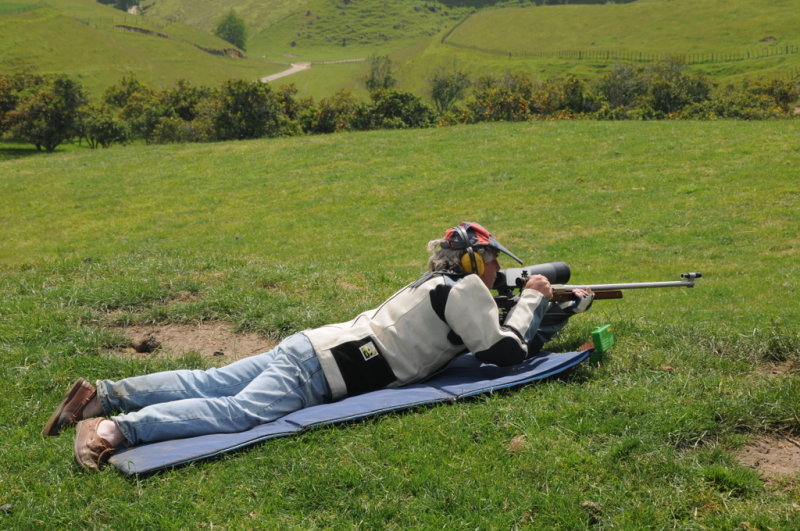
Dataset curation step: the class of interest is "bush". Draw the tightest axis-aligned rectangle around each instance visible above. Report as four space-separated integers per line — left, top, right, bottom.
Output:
3 74 87 151
0 73 18 133
117 88 176 143
104 75 148 109
212 80 285 140
596 63 649 110
358 89 435 130
429 67 471 115
679 80 797 120
466 72 534 122
745 78 799 114
79 103 129 148
163 79 212 122
644 58 711 115
560 75 601 114
300 91 360 134
363 55 396 93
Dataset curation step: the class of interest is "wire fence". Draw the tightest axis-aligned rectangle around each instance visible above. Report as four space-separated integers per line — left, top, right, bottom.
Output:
442 40 800 65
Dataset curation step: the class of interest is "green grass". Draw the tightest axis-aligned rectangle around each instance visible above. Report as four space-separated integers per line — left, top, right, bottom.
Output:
4 0 799 101
1 121 799 527
400 0 800 94
0 0 282 97
219 0 800 100
448 0 799 57
142 0 471 60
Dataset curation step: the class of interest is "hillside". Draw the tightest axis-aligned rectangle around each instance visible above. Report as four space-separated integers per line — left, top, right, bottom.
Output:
440 0 800 80
140 0 800 99
0 0 281 96
397 0 800 97
143 0 473 61
2 0 798 100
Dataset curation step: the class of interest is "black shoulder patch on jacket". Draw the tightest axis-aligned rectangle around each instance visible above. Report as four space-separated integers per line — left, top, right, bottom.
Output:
429 283 452 323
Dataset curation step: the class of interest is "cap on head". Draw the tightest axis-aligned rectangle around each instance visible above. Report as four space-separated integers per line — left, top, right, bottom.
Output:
442 222 523 265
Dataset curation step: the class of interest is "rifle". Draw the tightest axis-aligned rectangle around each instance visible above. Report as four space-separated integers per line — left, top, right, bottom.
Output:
492 261 702 318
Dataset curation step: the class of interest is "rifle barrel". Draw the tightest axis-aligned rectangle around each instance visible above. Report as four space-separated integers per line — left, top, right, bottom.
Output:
553 280 697 292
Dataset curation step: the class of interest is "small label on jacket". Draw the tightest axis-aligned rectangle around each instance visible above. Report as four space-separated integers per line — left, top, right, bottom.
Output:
359 341 379 361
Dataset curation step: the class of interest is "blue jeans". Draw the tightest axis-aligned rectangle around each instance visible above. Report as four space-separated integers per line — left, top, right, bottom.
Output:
97 333 331 445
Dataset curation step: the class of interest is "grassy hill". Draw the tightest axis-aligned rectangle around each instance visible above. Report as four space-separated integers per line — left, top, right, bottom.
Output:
1 120 798 527
2 0 798 100
439 0 800 80
143 0 471 59
136 0 800 99
0 0 282 97
396 0 800 97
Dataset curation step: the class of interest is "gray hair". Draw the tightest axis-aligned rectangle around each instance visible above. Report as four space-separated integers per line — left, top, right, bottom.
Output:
426 238 496 273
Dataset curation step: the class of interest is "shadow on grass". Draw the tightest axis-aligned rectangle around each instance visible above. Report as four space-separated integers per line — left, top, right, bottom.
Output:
0 144 44 162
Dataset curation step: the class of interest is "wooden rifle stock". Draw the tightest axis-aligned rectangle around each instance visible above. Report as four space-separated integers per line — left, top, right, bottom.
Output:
552 289 622 302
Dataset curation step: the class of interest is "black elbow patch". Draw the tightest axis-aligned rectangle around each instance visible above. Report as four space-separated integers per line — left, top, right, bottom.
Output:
447 331 464 346
474 337 526 367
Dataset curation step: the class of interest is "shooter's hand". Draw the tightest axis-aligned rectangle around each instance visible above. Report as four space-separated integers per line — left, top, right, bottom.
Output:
524 274 553 300
570 288 594 313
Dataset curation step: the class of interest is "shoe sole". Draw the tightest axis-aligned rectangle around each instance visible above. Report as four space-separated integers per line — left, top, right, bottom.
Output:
42 378 89 437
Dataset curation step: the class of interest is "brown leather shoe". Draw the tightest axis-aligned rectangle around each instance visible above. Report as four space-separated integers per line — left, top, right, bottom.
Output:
42 378 97 437
74 418 115 471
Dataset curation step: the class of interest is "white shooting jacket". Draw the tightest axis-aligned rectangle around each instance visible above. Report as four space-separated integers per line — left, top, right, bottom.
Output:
303 273 548 400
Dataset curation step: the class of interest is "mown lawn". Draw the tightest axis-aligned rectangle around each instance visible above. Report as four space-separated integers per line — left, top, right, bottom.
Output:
1 120 798 528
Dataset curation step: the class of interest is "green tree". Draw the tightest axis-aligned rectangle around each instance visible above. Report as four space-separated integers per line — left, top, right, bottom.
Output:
300 91 360 134
163 79 212 122
466 72 534 122
357 89 435 130
746 78 799 114
116 86 174 142
363 55 396 93
0 73 18 134
78 103 129 149
596 63 648 110
429 67 471 114
645 58 711 115
104 75 148 109
214 9 247 50
4 74 87 152
212 80 283 140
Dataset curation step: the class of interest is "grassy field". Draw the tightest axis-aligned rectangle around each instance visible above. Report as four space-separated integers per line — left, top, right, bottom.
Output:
5 0 798 102
144 0 471 60
0 0 281 97
391 0 800 96
447 0 799 57
1 120 799 527
252 0 800 100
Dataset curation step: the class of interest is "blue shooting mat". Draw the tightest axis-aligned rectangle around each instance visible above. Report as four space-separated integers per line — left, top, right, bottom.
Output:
109 349 592 475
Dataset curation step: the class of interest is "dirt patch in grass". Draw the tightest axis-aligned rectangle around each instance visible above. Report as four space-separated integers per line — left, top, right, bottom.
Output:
112 322 277 363
758 360 798 376
737 435 800 480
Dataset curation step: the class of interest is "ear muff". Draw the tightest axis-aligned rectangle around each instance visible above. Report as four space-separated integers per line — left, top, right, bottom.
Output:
460 249 485 276
455 225 485 276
